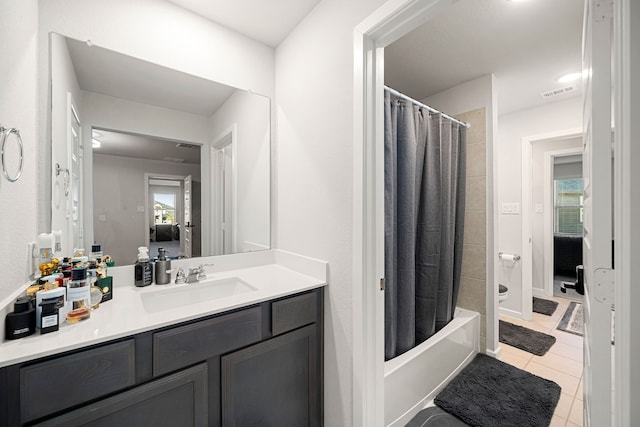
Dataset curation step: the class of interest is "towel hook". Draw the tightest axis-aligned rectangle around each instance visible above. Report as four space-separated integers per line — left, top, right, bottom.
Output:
0 126 24 183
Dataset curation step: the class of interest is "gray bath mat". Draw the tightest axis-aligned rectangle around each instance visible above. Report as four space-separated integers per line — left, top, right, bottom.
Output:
405 406 469 426
499 320 556 356
533 297 558 316
434 353 561 427
557 301 584 336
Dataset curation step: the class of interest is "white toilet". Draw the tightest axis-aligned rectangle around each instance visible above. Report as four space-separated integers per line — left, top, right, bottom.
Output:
498 284 509 304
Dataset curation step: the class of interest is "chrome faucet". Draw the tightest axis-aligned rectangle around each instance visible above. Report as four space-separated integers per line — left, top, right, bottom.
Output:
186 264 214 283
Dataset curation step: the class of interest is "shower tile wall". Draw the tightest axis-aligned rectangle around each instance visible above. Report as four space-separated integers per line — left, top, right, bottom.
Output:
457 107 487 351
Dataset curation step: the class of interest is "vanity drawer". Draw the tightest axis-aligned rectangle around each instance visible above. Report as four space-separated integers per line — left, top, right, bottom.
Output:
153 307 262 376
272 291 319 336
20 339 136 423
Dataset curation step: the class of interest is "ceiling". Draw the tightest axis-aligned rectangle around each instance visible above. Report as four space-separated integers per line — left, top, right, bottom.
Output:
162 0 582 116
66 37 235 117
167 0 321 47
384 0 584 115
93 129 201 165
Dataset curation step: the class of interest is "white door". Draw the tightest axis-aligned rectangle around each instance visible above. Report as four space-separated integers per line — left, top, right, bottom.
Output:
183 175 193 258
582 1 614 425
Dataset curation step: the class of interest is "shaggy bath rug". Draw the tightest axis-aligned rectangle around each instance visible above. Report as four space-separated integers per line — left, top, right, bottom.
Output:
499 320 556 356
434 353 561 427
532 297 558 316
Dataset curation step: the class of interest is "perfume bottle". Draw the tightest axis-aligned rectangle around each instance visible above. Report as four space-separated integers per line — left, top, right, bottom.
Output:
66 267 91 323
5 297 35 340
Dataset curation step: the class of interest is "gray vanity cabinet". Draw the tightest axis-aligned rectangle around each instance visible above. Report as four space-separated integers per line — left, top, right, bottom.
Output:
0 288 323 426
222 324 320 427
34 363 209 427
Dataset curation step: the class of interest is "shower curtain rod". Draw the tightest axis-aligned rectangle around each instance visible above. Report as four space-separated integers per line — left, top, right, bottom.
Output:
384 85 471 129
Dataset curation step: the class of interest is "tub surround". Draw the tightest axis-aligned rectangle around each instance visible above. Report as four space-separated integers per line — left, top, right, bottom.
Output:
0 249 327 368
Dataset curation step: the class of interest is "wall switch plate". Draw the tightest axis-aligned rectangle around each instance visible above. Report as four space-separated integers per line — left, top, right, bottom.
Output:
501 202 520 214
535 203 543 213
137 206 145 213
98 214 106 222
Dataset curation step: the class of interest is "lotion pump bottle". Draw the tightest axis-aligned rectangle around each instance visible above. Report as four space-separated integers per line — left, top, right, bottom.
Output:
134 247 153 287
154 248 171 285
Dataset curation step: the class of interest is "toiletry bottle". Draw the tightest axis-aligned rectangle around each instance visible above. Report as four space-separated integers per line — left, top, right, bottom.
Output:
66 267 91 323
90 244 103 262
154 248 172 285
5 296 35 340
35 285 67 327
134 247 153 287
39 298 61 334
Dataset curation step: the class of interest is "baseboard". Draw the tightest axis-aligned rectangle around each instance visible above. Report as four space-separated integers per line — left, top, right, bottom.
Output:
532 288 546 298
486 345 502 359
499 306 522 319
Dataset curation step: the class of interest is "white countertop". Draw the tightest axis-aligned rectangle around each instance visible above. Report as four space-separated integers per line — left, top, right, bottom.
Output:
0 250 327 368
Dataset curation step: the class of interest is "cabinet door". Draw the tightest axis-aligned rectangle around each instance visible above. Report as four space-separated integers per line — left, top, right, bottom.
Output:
36 364 208 427
221 325 320 427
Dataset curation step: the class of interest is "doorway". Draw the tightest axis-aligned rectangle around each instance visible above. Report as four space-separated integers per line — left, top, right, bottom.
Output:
147 176 183 259
210 126 237 256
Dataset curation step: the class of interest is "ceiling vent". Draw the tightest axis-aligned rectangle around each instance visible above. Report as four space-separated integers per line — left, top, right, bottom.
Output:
541 85 576 99
163 157 185 163
175 143 200 149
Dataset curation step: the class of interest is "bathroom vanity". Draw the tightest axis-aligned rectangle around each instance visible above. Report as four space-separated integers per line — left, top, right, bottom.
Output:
0 251 326 426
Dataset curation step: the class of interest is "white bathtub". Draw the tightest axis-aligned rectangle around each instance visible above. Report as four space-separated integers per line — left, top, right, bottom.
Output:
384 307 480 427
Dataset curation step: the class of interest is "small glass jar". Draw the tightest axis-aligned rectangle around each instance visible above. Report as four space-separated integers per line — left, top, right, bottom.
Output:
66 267 91 323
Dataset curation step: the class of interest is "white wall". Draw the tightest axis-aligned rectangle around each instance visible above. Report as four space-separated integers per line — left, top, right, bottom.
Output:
37 0 275 241
497 95 582 315
80 89 210 250
209 90 270 253
275 0 388 424
0 0 38 303
93 154 199 266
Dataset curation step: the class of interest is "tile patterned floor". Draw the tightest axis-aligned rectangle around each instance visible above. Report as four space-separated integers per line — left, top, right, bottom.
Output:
498 295 584 427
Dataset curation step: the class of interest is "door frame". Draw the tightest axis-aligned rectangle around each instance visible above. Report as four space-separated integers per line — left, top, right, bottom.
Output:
353 1 469 425
520 128 581 320
613 0 638 423
542 147 583 297
210 124 238 255
144 173 186 249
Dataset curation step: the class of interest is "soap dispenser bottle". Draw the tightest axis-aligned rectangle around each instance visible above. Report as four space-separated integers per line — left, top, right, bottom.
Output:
134 247 153 287
154 248 172 285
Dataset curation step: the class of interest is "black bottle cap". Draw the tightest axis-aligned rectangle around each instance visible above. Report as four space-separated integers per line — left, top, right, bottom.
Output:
14 296 32 313
71 267 87 281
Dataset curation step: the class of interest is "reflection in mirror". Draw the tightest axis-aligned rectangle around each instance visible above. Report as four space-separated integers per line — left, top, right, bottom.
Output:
49 33 270 266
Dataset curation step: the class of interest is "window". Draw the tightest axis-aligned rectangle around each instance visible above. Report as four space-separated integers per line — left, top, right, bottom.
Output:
153 193 176 225
554 178 584 235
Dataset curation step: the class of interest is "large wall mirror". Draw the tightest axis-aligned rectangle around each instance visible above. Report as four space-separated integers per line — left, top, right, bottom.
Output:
49 33 271 266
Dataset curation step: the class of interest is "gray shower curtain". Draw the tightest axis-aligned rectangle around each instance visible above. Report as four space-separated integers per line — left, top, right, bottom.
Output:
384 90 466 360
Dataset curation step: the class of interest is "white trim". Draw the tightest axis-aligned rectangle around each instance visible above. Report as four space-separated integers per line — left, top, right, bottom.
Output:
143 173 186 250
614 0 635 424
210 124 238 255
520 127 581 320
542 147 582 298
353 1 464 425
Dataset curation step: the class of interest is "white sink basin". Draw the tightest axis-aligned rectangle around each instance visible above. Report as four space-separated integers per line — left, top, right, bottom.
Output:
141 277 257 313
